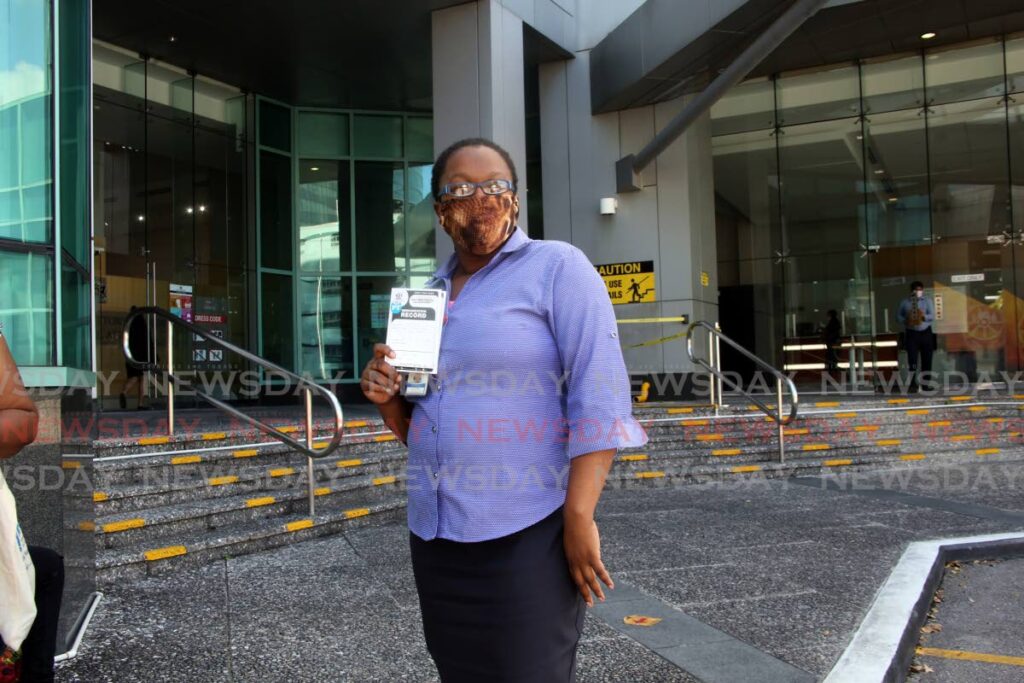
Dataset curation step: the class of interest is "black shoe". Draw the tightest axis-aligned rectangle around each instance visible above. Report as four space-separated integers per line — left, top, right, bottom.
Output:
119 393 127 410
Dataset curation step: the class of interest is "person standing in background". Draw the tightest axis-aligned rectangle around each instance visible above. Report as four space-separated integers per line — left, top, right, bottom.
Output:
896 281 936 392
821 309 842 376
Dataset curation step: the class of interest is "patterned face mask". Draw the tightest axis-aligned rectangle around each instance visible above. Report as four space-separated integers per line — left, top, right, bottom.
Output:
437 192 518 255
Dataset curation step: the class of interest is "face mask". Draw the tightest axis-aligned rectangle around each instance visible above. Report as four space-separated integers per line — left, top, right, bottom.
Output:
914 290 924 298
437 192 518 256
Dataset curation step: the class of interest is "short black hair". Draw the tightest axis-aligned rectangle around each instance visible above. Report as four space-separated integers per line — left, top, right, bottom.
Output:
910 280 924 291
431 137 518 201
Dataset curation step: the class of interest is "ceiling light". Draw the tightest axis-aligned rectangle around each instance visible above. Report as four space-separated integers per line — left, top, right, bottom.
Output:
186 207 194 214
310 166 320 171
137 215 144 222
888 197 898 203
198 205 207 213
874 169 885 175
169 35 177 43
921 32 936 40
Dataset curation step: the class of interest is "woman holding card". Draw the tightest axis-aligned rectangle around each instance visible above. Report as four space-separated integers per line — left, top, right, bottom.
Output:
360 138 646 682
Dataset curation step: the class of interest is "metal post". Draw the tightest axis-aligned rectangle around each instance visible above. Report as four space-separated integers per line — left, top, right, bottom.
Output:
708 329 718 412
305 387 315 518
166 319 174 436
714 322 724 410
776 377 785 463
848 337 857 388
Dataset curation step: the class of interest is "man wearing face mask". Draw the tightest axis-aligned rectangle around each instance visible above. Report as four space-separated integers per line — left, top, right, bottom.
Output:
360 138 647 681
896 280 936 392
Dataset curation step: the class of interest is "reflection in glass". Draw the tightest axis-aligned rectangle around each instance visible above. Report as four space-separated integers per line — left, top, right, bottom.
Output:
712 129 780 261
260 151 293 270
925 40 1005 106
300 276 353 380
299 160 351 272
777 65 860 126
0 250 53 365
863 109 930 246
259 100 291 152
261 273 293 367
710 77 775 136
928 98 1011 239
862 55 924 115
298 112 348 158
353 115 402 158
407 163 435 272
778 117 866 255
355 161 405 271
405 117 433 161
356 275 406 372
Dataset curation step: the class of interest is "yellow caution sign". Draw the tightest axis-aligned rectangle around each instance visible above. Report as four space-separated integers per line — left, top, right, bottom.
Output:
595 261 656 304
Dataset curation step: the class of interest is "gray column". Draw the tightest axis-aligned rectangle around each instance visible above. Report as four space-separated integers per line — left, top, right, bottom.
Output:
431 0 529 264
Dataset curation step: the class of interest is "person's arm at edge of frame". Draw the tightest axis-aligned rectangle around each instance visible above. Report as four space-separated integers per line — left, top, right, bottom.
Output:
0 330 39 458
564 448 616 607
360 342 413 445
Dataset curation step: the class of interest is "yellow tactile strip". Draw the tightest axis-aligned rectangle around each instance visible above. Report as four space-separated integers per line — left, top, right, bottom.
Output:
102 518 145 533
137 436 170 446
712 448 742 457
144 545 186 561
619 454 649 462
635 471 665 479
171 455 202 465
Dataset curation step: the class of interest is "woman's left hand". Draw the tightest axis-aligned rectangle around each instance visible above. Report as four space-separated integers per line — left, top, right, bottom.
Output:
564 514 613 607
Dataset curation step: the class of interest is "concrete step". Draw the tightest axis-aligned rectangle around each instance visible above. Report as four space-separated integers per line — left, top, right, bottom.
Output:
95 492 406 584
611 434 1024 473
92 449 407 515
91 471 405 550
606 444 1024 488
92 430 404 486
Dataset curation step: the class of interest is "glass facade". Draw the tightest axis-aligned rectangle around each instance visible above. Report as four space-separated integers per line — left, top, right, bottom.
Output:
713 36 1024 380
92 44 250 400
256 99 433 381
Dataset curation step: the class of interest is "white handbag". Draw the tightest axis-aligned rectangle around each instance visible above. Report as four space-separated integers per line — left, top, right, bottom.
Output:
0 468 36 651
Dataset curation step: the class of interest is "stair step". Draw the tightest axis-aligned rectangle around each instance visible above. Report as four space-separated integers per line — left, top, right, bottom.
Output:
95 494 405 583
91 472 405 550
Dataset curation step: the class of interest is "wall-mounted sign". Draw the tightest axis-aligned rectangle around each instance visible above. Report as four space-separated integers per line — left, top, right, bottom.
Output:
700 271 709 287
169 283 193 322
951 273 984 283
595 261 656 304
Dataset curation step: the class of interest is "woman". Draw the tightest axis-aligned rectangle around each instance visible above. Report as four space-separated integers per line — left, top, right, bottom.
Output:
0 329 64 683
360 138 646 681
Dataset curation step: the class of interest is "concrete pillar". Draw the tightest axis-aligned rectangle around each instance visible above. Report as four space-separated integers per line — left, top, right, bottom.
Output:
431 1 528 264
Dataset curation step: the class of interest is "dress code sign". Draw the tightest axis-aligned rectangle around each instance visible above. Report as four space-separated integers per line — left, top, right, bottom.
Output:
595 261 656 304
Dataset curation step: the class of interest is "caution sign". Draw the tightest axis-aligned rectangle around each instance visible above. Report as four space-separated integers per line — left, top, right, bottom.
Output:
595 261 656 304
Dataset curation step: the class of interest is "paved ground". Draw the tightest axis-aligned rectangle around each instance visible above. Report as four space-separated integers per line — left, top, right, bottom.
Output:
910 556 1024 682
55 459 1024 682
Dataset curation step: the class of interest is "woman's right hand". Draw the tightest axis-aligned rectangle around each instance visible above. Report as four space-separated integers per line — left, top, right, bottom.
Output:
360 343 402 405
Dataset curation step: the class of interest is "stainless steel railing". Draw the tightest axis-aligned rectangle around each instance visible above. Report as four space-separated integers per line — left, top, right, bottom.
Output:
122 306 345 516
686 320 799 462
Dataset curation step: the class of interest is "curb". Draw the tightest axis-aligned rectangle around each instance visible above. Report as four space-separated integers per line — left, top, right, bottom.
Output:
823 531 1024 683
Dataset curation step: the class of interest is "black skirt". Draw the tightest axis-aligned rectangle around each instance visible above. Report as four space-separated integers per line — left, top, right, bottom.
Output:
409 506 586 682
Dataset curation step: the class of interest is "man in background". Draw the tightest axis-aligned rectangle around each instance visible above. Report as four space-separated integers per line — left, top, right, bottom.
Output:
896 281 936 392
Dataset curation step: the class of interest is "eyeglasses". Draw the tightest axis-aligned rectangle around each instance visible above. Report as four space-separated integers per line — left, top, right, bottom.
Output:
439 179 515 199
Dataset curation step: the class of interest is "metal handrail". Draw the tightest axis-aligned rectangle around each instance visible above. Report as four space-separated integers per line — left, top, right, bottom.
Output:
686 320 799 462
123 306 346 516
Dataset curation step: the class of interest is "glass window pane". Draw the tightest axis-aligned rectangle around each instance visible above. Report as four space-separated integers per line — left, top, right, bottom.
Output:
299 275 352 380
407 163 435 272
61 262 90 370
713 129 781 261
259 100 291 152
355 274 406 372
862 55 924 115
925 40 1005 105
260 151 293 270
0 106 17 188
299 160 351 272
777 65 860 126
404 117 433 161
928 98 1011 239
58 0 91 266
710 78 776 136
778 117 866 255
864 109 931 247
1009 37 1024 94
22 183 49 220
355 161 405 271
298 112 349 157
261 272 293 369
0 250 53 366
20 95 52 185
353 115 402 158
